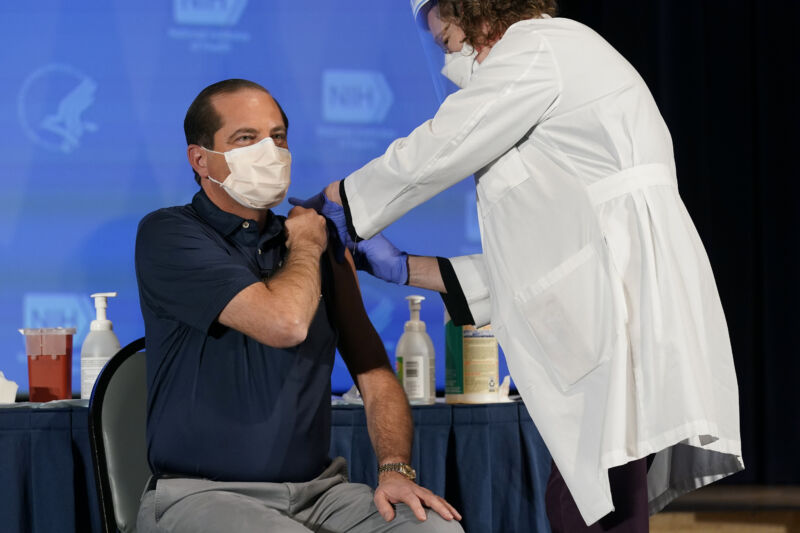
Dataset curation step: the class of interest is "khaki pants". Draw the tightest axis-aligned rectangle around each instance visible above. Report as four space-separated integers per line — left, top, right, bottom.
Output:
137 457 463 533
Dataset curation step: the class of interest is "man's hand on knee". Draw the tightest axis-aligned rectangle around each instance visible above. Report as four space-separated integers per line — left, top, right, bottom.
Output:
373 472 461 523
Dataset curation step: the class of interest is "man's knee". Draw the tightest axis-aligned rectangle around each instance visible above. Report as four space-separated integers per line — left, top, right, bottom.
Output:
417 511 465 532
391 506 465 532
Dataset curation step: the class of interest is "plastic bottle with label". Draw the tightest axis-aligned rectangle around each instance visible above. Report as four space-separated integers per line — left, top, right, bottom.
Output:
445 309 500 403
395 295 435 405
80 292 121 399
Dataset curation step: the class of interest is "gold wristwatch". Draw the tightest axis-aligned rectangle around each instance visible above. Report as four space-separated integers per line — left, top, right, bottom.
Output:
378 462 416 481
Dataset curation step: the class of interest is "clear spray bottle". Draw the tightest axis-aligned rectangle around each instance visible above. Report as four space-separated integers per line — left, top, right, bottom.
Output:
395 295 435 405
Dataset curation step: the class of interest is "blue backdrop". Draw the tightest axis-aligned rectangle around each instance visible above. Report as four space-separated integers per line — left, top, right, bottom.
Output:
0 0 512 394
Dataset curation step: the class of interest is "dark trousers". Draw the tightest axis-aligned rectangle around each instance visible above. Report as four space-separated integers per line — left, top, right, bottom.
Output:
545 457 649 533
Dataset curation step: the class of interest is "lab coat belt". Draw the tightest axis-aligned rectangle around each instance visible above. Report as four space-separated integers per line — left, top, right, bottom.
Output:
586 163 675 206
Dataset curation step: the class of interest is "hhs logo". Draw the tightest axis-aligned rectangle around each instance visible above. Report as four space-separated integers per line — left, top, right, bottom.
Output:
323 70 394 124
18 64 98 154
174 0 248 26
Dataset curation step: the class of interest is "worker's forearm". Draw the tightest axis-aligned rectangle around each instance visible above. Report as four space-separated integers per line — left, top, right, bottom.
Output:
407 255 446 293
325 180 342 205
362 369 413 465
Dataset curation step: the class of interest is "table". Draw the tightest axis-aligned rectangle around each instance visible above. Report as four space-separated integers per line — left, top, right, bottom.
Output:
0 400 551 533
0 401 97 533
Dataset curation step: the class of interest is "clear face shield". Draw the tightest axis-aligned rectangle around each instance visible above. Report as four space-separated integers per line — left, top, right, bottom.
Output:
411 0 478 102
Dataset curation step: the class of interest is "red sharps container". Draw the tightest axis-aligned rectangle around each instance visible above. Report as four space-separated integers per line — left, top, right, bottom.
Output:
19 328 76 402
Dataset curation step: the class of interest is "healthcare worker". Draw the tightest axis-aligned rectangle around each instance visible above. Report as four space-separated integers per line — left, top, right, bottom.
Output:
293 1 743 530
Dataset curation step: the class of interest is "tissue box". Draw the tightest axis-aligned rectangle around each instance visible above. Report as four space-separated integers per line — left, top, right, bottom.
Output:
0 371 18 404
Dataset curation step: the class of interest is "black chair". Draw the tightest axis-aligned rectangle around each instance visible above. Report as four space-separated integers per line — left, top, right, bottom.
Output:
89 337 151 533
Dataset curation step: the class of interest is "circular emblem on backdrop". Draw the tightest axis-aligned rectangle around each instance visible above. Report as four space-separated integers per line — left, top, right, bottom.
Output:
17 64 98 154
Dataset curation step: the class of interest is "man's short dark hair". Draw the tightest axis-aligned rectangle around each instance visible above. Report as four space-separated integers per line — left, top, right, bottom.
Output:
184 79 289 185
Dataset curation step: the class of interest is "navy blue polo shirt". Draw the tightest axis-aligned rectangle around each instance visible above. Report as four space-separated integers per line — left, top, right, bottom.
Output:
135 190 337 483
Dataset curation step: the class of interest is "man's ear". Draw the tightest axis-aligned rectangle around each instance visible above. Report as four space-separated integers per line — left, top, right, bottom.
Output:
187 144 207 177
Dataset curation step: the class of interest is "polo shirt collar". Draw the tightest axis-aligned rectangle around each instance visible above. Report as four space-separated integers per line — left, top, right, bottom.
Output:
191 190 283 242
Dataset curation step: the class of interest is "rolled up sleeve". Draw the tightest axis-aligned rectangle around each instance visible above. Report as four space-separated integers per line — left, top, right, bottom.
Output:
439 254 492 327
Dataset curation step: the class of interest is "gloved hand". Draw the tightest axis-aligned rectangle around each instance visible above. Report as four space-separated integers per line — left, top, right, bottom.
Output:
352 233 409 285
289 191 351 262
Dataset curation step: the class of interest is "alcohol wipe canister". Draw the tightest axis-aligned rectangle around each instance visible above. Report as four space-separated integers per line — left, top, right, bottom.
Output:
444 310 499 404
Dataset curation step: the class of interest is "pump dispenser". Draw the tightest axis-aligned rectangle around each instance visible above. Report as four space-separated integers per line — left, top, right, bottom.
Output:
80 292 121 399
395 295 435 405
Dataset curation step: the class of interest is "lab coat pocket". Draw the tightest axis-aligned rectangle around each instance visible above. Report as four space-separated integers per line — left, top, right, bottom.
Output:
515 241 623 392
476 147 530 208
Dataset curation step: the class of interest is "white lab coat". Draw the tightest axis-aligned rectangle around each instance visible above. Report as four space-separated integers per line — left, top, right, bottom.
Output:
344 16 743 525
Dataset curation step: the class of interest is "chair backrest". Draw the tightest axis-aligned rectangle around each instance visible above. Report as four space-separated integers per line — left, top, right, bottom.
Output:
89 337 150 533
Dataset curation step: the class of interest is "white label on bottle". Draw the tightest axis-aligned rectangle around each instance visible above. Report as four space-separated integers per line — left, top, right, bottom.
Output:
80 359 107 400
404 357 423 399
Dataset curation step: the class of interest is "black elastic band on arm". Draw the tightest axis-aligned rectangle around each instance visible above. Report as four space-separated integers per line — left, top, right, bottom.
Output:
437 257 475 326
339 180 363 243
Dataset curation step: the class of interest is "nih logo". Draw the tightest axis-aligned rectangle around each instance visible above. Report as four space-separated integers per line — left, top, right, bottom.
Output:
174 0 248 26
23 293 94 346
323 70 394 124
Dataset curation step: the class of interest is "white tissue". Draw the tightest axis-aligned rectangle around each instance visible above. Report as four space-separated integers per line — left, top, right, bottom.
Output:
0 371 19 404
341 384 364 405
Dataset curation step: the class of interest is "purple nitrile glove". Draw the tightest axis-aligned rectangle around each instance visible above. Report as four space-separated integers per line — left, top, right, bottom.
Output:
352 233 409 285
288 191 351 262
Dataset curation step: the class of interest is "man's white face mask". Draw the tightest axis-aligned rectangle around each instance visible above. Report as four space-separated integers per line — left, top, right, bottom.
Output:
203 137 291 211
441 45 478 89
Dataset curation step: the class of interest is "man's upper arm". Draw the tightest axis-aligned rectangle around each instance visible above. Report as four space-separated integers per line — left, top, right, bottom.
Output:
135 210 258 333
327 249 393 380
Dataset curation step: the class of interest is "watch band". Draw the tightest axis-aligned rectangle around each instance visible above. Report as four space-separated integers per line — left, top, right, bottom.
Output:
377 462 416 480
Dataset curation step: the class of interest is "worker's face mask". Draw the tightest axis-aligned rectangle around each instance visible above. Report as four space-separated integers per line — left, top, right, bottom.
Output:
203 137 291 210
440 45 478 89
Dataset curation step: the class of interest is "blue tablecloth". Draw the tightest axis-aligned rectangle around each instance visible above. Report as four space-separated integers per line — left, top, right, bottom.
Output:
0 401 98 533
0 400 551 533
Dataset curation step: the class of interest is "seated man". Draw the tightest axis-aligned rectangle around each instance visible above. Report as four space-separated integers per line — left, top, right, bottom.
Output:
134 78 463 533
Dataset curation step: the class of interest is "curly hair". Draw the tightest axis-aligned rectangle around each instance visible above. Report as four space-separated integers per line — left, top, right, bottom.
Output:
437 0 558 49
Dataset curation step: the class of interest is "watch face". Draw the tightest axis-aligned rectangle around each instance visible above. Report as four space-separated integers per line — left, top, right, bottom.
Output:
379 463 416 480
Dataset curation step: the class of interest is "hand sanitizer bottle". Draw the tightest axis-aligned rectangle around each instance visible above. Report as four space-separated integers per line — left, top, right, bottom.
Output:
396 295 435 405
80 292 121 399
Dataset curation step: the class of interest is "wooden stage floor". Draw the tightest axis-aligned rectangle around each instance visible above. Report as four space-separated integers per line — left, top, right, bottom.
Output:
651 486 800 532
